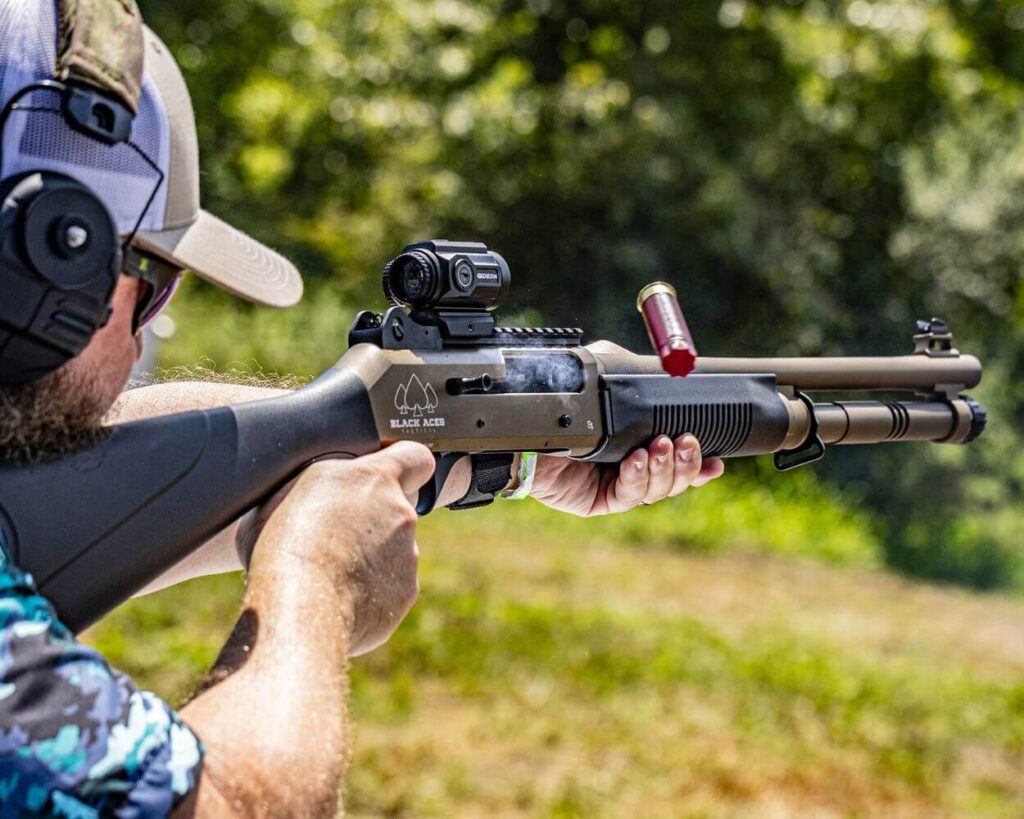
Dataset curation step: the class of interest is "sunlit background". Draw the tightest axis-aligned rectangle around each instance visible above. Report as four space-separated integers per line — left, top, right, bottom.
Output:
93 1 1024 815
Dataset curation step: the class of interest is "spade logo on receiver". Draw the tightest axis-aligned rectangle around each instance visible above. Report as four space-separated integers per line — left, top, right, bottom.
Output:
394 374 439 418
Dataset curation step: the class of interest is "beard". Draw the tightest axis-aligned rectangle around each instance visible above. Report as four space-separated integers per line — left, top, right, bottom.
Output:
0 363 114 463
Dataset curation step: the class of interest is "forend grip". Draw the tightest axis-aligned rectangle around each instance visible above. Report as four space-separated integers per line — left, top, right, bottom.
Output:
585 374 791 463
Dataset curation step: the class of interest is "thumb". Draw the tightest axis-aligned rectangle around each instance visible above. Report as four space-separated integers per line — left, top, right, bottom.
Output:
360 441 437 496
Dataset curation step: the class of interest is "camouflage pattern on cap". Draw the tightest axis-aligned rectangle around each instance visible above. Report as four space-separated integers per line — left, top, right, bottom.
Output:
57 0 144 113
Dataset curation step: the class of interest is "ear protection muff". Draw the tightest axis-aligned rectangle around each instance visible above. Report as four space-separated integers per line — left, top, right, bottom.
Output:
0 171 121 384
0 0 144 385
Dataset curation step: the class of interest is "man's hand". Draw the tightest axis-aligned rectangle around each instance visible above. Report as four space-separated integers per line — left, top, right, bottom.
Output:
242 441 435 656
531 434 724 517
524 340 725 517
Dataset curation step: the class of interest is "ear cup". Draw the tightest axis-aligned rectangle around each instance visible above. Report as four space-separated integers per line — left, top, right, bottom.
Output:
0 171 121 385
23 183 118 288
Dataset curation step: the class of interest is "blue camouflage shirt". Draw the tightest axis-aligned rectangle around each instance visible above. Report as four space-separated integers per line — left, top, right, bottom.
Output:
0 535 203 818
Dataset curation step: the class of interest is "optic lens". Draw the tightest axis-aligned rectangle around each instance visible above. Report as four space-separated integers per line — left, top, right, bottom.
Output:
401 258 431 301
385 251 440 307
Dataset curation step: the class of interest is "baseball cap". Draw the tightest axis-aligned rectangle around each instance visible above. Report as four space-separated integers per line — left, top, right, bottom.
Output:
0 1 303 308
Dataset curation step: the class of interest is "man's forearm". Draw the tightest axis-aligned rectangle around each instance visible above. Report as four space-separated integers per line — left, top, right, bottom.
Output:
108 381 289 424
176 550 353 817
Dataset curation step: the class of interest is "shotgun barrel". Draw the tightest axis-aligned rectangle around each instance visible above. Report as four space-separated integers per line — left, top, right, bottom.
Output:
592 352 982 394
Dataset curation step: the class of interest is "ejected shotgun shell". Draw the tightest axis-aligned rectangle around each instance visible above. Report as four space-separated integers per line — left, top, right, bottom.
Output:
637 282 697 377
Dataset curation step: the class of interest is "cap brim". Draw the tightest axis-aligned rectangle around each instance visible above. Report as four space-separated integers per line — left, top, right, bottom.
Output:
133 211 303 308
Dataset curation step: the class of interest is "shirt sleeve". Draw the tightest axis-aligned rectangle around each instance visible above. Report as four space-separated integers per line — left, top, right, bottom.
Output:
0 539 203 819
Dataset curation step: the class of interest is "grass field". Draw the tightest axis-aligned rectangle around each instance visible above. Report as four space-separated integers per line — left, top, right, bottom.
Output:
84 485 1024 818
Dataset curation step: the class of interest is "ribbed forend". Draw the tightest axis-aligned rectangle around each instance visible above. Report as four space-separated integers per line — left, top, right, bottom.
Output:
652 402 754 457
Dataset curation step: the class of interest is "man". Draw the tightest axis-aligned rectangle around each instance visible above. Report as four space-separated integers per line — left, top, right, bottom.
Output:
0 3 723 817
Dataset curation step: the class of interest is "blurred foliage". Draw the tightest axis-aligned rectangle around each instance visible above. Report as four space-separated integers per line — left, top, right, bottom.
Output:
140 0 1024 588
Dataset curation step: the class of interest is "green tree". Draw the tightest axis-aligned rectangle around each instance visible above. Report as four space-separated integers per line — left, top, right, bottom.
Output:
139 0 1024 588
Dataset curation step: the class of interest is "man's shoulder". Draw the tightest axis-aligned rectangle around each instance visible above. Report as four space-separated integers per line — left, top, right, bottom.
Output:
0 532 72 638
0 533 203 817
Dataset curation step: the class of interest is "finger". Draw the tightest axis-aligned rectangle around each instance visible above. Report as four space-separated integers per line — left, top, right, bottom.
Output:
692 457 725 487
642 436 675 504
363 441 437 495
669 434 703 497
606 448 650 512
433 455 473 507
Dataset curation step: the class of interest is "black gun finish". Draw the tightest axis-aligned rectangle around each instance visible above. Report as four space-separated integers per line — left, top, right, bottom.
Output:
587 374 791 462
0 367 379 632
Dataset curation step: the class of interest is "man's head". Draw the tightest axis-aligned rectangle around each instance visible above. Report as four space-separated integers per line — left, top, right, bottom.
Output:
0 0 303 460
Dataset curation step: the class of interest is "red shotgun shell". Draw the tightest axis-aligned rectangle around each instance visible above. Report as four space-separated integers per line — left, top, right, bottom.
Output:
637 282 697 377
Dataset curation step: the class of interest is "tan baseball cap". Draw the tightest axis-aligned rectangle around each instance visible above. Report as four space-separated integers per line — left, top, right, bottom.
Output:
0 4 303 307
131 28 303 307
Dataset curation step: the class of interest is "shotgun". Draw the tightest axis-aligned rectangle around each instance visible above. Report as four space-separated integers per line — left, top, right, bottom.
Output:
0 240 985 631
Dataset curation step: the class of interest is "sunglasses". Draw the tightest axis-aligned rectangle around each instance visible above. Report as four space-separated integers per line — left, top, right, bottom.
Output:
123 247 183 332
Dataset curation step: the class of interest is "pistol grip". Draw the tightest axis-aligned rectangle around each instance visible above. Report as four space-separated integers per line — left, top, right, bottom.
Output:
416 453 464 515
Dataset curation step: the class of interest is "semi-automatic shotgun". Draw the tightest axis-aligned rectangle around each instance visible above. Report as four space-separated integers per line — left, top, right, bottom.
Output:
0 240 986 632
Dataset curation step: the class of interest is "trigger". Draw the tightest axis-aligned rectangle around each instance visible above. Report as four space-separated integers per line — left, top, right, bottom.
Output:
416 453 464 515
